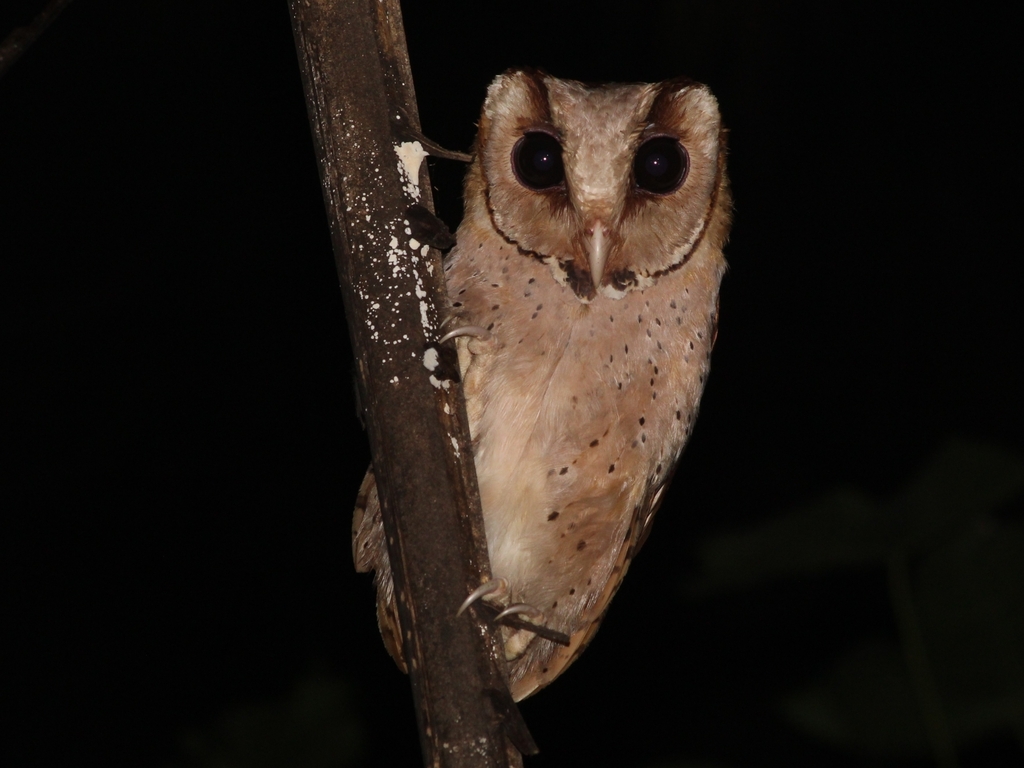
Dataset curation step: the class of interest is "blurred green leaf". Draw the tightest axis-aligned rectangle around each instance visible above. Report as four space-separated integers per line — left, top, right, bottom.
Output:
690 486 882 594
691 439 1024 595
782 639 928 757
889 439 1024 553
781 519 1024 758
165 671 363 768
688 438 1024 760
912 520 1024 742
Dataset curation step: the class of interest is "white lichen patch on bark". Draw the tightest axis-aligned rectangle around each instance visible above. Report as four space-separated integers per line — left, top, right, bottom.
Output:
423 347 440 371
341 134 446 383
429 374 451 390
394 141 427 202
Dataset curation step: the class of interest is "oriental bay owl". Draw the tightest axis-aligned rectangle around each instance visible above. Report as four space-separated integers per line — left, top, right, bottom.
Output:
353 68 731 701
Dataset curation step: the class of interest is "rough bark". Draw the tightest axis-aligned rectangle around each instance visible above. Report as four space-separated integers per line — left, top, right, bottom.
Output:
288 1 530 765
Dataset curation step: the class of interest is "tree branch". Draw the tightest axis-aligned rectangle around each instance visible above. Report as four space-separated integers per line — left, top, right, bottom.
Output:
287 1 531 765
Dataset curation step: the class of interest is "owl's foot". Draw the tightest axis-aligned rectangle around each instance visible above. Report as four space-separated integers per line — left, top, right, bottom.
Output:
440 325 496 357
439 325 492 344
456 577 508 617
496 603 545 624
495 603 569 660
495 603 570 648
458 581 571 651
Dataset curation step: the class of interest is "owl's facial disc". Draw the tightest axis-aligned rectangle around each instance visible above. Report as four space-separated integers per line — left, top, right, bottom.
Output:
477 69 725 303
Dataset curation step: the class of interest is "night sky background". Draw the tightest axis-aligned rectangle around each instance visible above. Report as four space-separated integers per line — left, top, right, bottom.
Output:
4 2 1022 767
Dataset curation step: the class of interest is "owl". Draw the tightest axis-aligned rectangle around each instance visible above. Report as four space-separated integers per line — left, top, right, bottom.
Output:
353 68 731 701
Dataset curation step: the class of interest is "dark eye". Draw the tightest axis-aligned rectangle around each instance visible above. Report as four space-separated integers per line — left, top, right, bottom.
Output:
634 136 688 194
512 132 565 190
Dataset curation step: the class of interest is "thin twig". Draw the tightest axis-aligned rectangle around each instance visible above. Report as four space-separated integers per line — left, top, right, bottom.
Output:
887 550 960 768
0 0 75 79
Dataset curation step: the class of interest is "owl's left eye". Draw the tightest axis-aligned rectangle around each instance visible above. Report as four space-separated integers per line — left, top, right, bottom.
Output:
512 132 565 190
634 137 688 194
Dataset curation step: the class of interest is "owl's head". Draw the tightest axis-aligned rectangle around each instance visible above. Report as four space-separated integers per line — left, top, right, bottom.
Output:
466 68 730 302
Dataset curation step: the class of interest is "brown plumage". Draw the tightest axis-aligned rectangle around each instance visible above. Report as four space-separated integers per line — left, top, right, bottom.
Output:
353 69 731 701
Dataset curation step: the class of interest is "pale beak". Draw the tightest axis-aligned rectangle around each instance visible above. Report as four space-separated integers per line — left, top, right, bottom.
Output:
586 222 609 291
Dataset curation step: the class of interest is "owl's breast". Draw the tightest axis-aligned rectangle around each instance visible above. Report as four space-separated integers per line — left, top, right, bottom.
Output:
444 222 723 622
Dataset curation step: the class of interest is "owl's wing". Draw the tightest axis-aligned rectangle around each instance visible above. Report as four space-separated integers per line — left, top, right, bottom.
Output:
628 300 720 554
507 474 668 700
625 301 721 568
631 471 675 557
352 468 407 672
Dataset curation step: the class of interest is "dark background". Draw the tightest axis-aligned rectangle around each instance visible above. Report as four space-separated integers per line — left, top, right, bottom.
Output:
3 2 1021 767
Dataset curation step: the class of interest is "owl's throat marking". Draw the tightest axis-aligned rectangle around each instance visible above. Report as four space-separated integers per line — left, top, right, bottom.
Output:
480 176 608 301
558 258 598 302
484 211 601 302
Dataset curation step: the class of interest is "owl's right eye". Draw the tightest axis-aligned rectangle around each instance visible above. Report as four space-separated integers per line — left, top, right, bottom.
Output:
512 132 565 190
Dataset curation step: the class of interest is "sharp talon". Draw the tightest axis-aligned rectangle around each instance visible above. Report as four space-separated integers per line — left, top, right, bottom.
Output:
439 326 492 344
495 603 545 624
457 578 508 617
